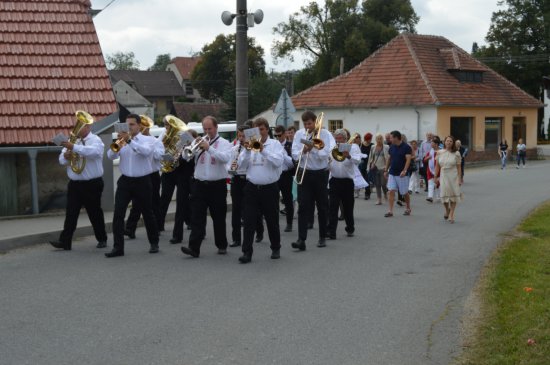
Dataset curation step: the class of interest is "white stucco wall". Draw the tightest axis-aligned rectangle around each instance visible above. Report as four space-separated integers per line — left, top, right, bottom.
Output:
258 106 437 141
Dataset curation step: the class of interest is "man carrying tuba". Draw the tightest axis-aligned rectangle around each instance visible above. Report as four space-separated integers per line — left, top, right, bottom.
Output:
49 111 108 251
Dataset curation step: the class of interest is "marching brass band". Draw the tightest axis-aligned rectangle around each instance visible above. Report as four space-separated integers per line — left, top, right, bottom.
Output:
51 110 361 264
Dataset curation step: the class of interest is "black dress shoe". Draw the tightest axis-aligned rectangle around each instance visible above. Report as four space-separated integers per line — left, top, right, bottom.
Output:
364 195 370 200
49 240 70 250
325 234 336 240
291 239 306 251
149 245 159 254
280 209 287 215
96 241 107 248
307 223 314 230
317 239 326 248
229 241 241 247
181 246 199 258
238 254 252 263
169 238 182 244
338 215 344 221
124 230 136 239
217 248 227 255
271 250 280 259
105 250 124 258
284 224 292 232
255 234 263 243
347 232 354 237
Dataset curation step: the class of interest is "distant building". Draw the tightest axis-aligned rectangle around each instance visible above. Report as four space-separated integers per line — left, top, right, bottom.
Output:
166 57 204 102
112 80 154 119
259 34 542 161
171 102 228 123
109 70 185 120
0 0 118 216
543 77 550 139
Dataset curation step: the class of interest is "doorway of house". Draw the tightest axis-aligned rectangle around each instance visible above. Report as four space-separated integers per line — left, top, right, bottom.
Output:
513 117 526 153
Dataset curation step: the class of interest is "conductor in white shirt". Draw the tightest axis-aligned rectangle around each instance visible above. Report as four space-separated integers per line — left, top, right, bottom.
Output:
291 111 333 251
327 129 361 239
49 119 107 251
105 114 162 257
236 118 284 263
181 116 232 258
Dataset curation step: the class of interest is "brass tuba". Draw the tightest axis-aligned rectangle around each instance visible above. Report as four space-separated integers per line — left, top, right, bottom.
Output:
331 133 357 162
69 110 94 174
161 115 188 173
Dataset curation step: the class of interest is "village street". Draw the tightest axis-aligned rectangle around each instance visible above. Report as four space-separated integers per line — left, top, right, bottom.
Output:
1 161 549 365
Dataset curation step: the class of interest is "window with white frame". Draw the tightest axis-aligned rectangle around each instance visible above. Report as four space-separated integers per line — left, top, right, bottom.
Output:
328 120 343 132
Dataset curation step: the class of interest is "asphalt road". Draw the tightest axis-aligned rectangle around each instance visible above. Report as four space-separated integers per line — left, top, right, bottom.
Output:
1 161 549 365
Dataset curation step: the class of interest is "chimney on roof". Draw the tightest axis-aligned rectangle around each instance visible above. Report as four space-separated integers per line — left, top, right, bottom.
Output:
340 57 344 75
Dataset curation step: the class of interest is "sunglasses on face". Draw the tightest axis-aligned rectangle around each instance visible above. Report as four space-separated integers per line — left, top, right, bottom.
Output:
275 134 282 137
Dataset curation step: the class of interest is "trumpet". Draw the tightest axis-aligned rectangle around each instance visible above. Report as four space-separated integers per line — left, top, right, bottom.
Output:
294 112 325 185
182 136 209 161
228 144 243 175
247 136 263 152
110 136 128 152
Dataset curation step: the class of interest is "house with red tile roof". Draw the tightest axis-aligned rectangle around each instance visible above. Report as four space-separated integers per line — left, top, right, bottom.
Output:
166 56 203 102
0 0 118 215
260 34 542 160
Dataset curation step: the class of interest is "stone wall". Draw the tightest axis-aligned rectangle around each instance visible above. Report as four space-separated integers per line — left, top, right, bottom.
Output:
16 152 67 214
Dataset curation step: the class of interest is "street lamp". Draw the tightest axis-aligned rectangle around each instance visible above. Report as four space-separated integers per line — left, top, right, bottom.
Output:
221 1 263 126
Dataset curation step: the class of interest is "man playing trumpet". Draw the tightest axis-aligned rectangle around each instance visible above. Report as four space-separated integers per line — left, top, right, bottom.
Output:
236 118 284 263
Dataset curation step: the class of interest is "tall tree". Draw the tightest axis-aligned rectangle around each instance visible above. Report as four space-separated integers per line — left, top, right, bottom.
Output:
190 34 266 100
272 0 419 91
474 0 550 98
105 51 140 70
148 53 172 71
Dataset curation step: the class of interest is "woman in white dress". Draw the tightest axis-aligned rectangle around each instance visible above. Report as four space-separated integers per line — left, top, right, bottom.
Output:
435 136 463 223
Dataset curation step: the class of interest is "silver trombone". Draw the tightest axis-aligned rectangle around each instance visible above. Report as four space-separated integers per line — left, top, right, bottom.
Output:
182 136 209 161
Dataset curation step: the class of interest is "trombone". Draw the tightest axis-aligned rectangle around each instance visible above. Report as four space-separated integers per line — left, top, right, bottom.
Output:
293 112 325 185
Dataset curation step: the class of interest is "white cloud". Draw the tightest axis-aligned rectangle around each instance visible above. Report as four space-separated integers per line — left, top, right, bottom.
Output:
91 0 500 70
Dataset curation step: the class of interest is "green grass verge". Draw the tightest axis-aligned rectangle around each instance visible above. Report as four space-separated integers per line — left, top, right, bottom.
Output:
457 203 550 365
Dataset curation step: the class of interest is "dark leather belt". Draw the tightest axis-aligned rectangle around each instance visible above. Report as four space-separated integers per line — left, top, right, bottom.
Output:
246 181 277 189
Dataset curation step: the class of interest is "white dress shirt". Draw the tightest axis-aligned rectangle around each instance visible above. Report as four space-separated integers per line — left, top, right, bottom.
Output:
238 137 284 185
151 136 164 172
107 133 157 177
329 143 361 179
227 142 247 175
280 140 294 172
59 132 104 181
291 128 334 171
194 134 232 181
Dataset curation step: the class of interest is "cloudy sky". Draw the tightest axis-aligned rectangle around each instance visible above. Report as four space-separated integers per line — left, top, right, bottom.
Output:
90 0 501 71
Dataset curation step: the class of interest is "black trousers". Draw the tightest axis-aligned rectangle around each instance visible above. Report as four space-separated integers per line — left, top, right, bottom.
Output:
59 177 107 248
230 175 264 244
359 165 371 197
188 179 228 253
125 171 161 233
242 182 281 256
297 169 329 241
278 170 294 225
113 175 159 252
328 177 355 235
159 169 192 241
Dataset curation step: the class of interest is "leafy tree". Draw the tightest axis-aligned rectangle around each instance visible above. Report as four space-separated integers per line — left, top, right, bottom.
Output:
190 34 266 100
105 51 140 70
474 0 550 98
272 0 419 91
148 53 172 71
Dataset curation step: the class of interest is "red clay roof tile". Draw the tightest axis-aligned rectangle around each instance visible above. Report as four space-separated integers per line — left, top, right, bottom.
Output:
0 0 116 146
290 34 541 110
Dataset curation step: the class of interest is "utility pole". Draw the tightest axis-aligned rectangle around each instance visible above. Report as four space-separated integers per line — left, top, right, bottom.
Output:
222 2 263 126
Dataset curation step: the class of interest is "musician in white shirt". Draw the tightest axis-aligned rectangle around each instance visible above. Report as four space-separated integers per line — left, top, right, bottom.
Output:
105 114 161 257
181 116 232 258
236 118 284 263
274 125 295 232
49 119 107 251
327 129 361 239
291 111 333 251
